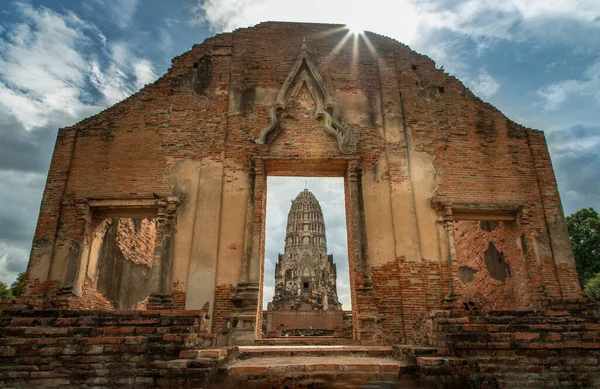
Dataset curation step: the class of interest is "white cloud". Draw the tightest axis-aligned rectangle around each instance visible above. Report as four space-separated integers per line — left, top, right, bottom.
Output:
192 0 600 49
417 0 600 43
133 59 157 89
192 0 420 44
89 42 157 105
0 242 29 286
0 5 93 129
115 0 138 28
157 27 173 53
0 4 157 129
469 69 500 99
538 59 600 110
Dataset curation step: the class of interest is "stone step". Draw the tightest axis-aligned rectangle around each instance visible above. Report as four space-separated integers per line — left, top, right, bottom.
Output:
215 355 428 389
416 356 465 367
237 345 394 358
256 336 359 345
393 344 449 356
434 313 600 325
179 348 230 359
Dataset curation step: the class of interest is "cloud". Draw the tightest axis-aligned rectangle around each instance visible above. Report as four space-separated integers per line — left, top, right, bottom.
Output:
193 0 600 52
0 4 98 129
0 3 158 285
191 0 420 44
89 42 157 105
469 69 500 98
538 58 600 110
416 0 600 47
87 0 139 30
111 0 139 29
0 242 30 287
0 106 56 173
0 3 157 130
546 124 600 215
263 177 351 310
0 171 47 283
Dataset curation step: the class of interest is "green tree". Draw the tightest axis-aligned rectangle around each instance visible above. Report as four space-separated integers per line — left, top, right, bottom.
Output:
566 208 600 290
0 281 14 300
10 272 25 298
583 273 600 298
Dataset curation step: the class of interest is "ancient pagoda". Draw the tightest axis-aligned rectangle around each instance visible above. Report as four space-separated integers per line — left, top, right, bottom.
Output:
271 189 341 311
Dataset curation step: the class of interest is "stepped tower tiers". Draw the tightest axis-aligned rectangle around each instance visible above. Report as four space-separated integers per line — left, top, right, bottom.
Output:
271 189 342 311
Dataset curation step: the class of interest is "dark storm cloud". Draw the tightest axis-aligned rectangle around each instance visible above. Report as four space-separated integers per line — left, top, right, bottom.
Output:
546 124 600 144
0 170 46 283
0 107 57 173
0 171 46 245
547 124 600 215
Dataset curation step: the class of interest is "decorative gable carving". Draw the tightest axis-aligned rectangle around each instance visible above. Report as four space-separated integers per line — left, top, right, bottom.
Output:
255 39 358 154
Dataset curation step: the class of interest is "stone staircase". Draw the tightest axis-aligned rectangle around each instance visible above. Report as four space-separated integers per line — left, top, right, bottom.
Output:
168 345 449 388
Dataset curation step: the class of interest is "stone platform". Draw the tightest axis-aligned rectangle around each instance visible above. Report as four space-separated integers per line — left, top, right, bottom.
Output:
221 356 414 389
2 304 600 387
182 346 430 389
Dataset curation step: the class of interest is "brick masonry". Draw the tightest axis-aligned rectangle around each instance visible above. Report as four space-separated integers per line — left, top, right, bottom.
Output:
0 308 213 388
416 299 600 388
454 220 537 310
18 21 584 350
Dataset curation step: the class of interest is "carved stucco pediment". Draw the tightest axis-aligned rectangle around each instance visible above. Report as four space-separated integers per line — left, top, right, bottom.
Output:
255 39 358 154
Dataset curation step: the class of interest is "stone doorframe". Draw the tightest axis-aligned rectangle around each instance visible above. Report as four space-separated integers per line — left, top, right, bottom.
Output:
227 156 382 345
62 197 179 308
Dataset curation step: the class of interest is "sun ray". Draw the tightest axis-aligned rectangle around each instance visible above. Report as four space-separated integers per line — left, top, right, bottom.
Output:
311 25 348 40
361 32 379 60
322 30 353 67
351 31 360 81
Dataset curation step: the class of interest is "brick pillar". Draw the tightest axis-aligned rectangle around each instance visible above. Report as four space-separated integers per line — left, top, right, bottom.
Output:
227 160 264 345
527 130 582 300
442 204 463 305
24 127 77 302
347 159 384 345
147 196 179 309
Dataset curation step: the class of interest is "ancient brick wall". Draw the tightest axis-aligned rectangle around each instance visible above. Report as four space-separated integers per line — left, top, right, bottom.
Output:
211 284 235 336
116 218 156 266
22 22 580 344
419 300 600 388
0 308 212 388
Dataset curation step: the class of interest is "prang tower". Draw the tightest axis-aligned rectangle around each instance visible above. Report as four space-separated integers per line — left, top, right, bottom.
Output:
271 189 342 311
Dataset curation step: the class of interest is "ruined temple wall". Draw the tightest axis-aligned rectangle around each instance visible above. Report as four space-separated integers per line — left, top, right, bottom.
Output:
386 37 580 302
25 23 580 338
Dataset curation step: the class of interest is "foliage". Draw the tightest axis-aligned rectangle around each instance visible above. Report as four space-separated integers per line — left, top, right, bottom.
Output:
10 272 25 298
566 208 600 293
0 281 14 300
583 273 600 298
0 271 26 300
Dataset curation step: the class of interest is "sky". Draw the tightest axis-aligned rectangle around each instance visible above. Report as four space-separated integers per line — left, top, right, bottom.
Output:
0 0 599 288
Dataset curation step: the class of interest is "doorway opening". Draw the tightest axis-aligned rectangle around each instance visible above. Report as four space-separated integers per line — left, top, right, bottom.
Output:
260 176 353 339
